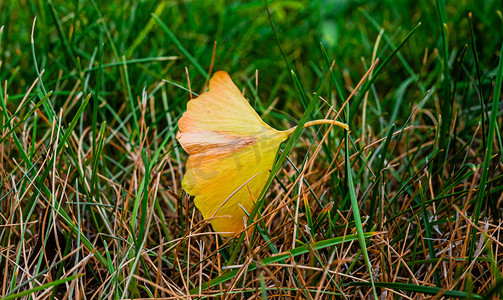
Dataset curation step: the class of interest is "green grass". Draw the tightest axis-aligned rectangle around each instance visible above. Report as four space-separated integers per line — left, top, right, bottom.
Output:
1 0 502 299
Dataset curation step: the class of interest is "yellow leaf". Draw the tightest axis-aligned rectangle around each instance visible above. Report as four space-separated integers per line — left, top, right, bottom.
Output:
177 71 348 236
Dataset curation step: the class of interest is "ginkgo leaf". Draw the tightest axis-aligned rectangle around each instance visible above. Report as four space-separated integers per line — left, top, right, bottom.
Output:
177 71 348 236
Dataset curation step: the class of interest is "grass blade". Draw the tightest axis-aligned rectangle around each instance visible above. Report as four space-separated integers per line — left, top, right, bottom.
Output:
191 232 375 294
351 282 482 299
152 14 207 78
468 34 503 268
345 106 378 299
349 22 421 123
3 275 81 300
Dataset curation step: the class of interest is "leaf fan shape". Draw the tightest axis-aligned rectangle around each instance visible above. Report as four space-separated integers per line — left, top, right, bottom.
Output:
177 71 289 236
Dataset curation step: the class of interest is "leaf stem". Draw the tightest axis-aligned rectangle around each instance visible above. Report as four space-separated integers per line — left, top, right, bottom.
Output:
286 119 349 135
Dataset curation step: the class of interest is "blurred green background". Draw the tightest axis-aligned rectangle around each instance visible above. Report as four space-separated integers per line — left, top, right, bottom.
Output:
1 0 501 132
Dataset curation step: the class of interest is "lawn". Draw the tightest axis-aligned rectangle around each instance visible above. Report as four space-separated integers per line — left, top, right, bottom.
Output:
0 0 502 299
